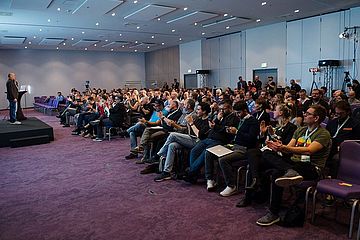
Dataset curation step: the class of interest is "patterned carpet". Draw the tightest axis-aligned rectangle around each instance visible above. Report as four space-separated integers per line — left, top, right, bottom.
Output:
0 109 354 240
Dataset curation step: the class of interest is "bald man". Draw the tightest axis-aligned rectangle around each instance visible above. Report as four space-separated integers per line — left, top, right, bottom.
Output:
6 72 21 124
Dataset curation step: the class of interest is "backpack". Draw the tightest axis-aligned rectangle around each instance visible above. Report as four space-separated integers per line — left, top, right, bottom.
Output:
279 205 305 227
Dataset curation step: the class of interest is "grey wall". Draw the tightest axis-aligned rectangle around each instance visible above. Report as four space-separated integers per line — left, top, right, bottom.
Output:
145 46 180 89
0 49 145 109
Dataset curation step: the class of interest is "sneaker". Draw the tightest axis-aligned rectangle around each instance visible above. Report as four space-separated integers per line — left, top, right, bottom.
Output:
220 186 237 197
140 164 158 174
130 146 144 154
125 153 138 160
10 121 21 125
256 211 280 226
206 180 217 192
154 172 172 182
275 169 304 187
93 138 103 142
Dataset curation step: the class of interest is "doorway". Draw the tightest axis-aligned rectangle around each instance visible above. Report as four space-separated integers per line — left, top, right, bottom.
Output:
184 74 198 89
253 68 278 86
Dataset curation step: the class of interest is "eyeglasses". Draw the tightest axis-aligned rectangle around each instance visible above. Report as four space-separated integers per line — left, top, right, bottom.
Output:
304 111 315 116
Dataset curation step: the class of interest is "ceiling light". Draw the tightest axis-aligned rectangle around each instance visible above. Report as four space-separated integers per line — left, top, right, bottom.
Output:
28 41 32 44
112 12 116 16
224 13 228 17
171 29 175 32
47 19 51 22
57 8 61 11
105 39 108 42
184 7 188 11
94 44 97 47
135 41 138 43
82 31 85 34
137 26 140 29
135 50 138 52
194 22 198 26
63 42 66 45
179 38 182 41
133 0 138 3
147 46 150 49
256 19 261 22
85 48 88 50
161 42 164 45
96 22 99 26
111 48 114 51
24 46 27 49
339 31 350 39
56 47 59 50
119 34 122 36
294 9 300 13
261 2 267 6
33 36 36 39
122 45 125 48
151 35 154 39
71 38 74 40
226 26 230 29
39 29 42 31
157 18 161 21
202 32 205 35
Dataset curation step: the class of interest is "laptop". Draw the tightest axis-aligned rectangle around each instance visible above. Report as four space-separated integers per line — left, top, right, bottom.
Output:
206 145 234 157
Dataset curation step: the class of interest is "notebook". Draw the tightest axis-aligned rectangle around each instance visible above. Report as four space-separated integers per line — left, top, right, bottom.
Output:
206 145 234 157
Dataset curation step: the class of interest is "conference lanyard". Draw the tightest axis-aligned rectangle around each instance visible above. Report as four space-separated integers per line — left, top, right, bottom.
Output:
332 116 350 138
303 127 318 145
256 110 264 120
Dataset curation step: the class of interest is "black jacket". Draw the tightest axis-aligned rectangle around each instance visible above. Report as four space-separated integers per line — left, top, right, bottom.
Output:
208 112 240 144
6 79 18 101
234 116 260 148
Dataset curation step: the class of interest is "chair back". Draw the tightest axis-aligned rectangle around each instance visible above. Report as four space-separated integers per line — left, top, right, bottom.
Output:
338 140 360 185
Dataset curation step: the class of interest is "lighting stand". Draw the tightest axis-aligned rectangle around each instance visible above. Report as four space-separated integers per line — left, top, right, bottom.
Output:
310 72 318 93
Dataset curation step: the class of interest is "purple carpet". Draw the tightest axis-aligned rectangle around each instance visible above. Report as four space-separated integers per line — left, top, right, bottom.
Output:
0 110 354 240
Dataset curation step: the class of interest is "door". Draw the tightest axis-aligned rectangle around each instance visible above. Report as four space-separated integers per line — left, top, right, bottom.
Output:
184 74 198 89
253 68 278 86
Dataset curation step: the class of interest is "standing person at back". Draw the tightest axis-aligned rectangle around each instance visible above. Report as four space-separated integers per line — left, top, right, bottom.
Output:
6 72 21 125
253 75 262 91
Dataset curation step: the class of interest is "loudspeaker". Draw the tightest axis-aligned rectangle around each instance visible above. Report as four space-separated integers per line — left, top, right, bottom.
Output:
196 70 210 74
318 60 340 67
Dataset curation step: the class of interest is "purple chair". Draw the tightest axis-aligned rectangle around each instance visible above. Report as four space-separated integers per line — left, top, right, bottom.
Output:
312 140 360 238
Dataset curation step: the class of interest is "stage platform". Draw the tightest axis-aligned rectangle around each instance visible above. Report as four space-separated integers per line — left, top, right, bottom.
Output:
0 117 54 148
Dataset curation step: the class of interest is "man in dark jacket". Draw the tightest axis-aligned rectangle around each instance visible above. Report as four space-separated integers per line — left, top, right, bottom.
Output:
6 72 21 124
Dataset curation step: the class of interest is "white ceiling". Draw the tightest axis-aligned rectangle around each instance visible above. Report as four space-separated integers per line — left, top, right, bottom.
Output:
0 0 359 52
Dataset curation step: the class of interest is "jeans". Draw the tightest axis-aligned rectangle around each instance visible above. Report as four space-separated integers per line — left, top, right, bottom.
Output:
127 122 146 149
189 138 221 174
9 100 17 122
157 132 198 173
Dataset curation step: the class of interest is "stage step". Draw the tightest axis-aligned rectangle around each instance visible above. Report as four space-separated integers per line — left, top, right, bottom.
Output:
10 135 50 148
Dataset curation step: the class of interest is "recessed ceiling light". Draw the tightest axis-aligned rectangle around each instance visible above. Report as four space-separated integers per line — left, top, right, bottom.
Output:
202 32 205 35
105 39 108 42
47 19 51 22
24 46 27 49
135 41 138 43
82 31 85 34
71 37 74 40
194 22 198 26
28 41 32 44
33 36 36 39
111 48 114 51
261 2 267 6
161 42 164 45
57 7 61 11
256 19 261 22
226 26 230 29
224 13 228 17
119 33 122 36
39 29 42 31
63 42 66 45
147 46 150 49
171 29 175 32
151 35 154 39
133 0 138 3
184 7 188 11
85 48 87 50
96 22 99 26
94 44 97 47
137 26 140 29
112 12 116 16
135 50 138 52
122 45 125 48
179 38 182 41
56 47 59 50
157 18 161 21
294 9 300 13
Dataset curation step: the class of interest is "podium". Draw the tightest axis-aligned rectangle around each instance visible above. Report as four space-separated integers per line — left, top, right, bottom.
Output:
17 90 27 121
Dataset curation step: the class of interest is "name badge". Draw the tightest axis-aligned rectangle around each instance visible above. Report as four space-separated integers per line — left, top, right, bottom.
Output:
343 128 352 131
301 155 310 162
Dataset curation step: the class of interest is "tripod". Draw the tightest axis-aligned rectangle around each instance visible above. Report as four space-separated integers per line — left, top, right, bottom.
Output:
310 72 318 93
341 71 352 92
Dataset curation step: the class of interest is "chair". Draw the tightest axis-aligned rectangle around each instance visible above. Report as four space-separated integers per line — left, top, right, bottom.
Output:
235 161 249 191
312 140 360 238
